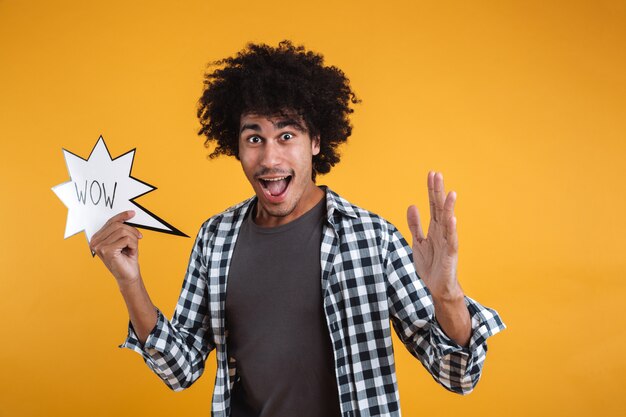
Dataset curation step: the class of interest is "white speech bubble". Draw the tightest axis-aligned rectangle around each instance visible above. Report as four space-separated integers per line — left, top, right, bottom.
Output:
52 136 187 250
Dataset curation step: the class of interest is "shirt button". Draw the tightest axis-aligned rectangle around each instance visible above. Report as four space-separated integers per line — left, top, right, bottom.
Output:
330 321 338 332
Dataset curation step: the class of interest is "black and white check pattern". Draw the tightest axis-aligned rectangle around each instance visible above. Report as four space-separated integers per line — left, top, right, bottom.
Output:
120 186 505 416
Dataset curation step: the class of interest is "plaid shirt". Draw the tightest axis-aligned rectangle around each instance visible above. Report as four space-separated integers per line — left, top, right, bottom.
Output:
120 186 505 416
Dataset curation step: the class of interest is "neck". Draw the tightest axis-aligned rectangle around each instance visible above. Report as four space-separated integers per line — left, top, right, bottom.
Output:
253 182 325 228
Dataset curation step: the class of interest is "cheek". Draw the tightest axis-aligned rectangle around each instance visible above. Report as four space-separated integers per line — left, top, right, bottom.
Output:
293 150 313 177
239 154 256 177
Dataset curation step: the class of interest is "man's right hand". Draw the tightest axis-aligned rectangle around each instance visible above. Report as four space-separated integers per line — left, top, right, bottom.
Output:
90 210 143 287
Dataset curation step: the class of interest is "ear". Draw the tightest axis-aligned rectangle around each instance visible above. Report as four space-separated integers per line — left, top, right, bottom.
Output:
311 135 321 156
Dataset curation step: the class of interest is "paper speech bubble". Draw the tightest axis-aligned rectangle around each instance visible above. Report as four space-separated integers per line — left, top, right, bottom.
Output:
52 136 187 249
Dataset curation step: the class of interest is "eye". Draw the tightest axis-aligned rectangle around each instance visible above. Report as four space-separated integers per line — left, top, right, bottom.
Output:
281 133 293 140
247 136 262 144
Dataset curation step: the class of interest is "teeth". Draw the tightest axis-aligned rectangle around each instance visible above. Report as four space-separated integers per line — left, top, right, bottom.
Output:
261 176 289 182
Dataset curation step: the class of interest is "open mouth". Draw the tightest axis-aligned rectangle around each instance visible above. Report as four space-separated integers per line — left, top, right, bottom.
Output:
259 175 292 199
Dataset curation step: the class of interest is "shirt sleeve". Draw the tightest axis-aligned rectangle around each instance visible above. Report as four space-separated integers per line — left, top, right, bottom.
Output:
118 222 216 392
384 223 506 394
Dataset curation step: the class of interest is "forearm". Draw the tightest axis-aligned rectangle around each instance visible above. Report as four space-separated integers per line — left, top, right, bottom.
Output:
118 277 158 346
432 293 471 347
117 273 214 392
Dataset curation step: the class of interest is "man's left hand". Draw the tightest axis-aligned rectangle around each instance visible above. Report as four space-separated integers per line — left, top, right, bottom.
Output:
406 171 464 302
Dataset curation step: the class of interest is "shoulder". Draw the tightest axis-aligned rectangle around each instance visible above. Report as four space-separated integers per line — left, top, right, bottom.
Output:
194 195 256 243
326 187 399 235
325 188 413 274
325 187 403 254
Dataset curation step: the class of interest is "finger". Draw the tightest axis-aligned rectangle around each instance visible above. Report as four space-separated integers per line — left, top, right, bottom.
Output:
91 223 142 251
99 234 139 261
93 228 136 256
104 210 136 229
443 190 456 224
427 171 437 222
91 225 141 255
120 235 139 257
91 210 137 244
407 205 426 242
433 172 446 223
446 216 459 255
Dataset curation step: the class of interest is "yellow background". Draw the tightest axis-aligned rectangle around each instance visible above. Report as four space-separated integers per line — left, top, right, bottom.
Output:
1 0 625 416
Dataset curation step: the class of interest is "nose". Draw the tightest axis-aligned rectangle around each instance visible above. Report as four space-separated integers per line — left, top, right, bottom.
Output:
259 140 282 168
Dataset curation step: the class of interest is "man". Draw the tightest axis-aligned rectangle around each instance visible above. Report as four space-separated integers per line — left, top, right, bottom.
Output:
91 40 505 417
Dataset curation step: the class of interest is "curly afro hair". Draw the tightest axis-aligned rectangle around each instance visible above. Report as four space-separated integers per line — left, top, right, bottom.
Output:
197 40 360 181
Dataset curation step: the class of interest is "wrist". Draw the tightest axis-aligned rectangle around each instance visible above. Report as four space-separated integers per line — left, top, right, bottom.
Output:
117 275 144 294
431 285 465 304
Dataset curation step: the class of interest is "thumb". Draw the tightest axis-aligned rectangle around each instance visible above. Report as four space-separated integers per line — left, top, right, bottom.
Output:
407 205 425 242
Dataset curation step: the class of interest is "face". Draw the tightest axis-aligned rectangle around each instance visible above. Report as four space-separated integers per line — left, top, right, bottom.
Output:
238 112 323 227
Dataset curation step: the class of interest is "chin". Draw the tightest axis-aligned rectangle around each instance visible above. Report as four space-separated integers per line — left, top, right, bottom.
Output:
264 201 297 218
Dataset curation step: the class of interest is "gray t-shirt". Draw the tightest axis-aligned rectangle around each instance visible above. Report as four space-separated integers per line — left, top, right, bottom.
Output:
225 196 341 417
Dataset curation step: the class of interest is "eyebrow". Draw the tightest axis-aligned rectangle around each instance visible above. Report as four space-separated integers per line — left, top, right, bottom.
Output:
239 118 306 134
